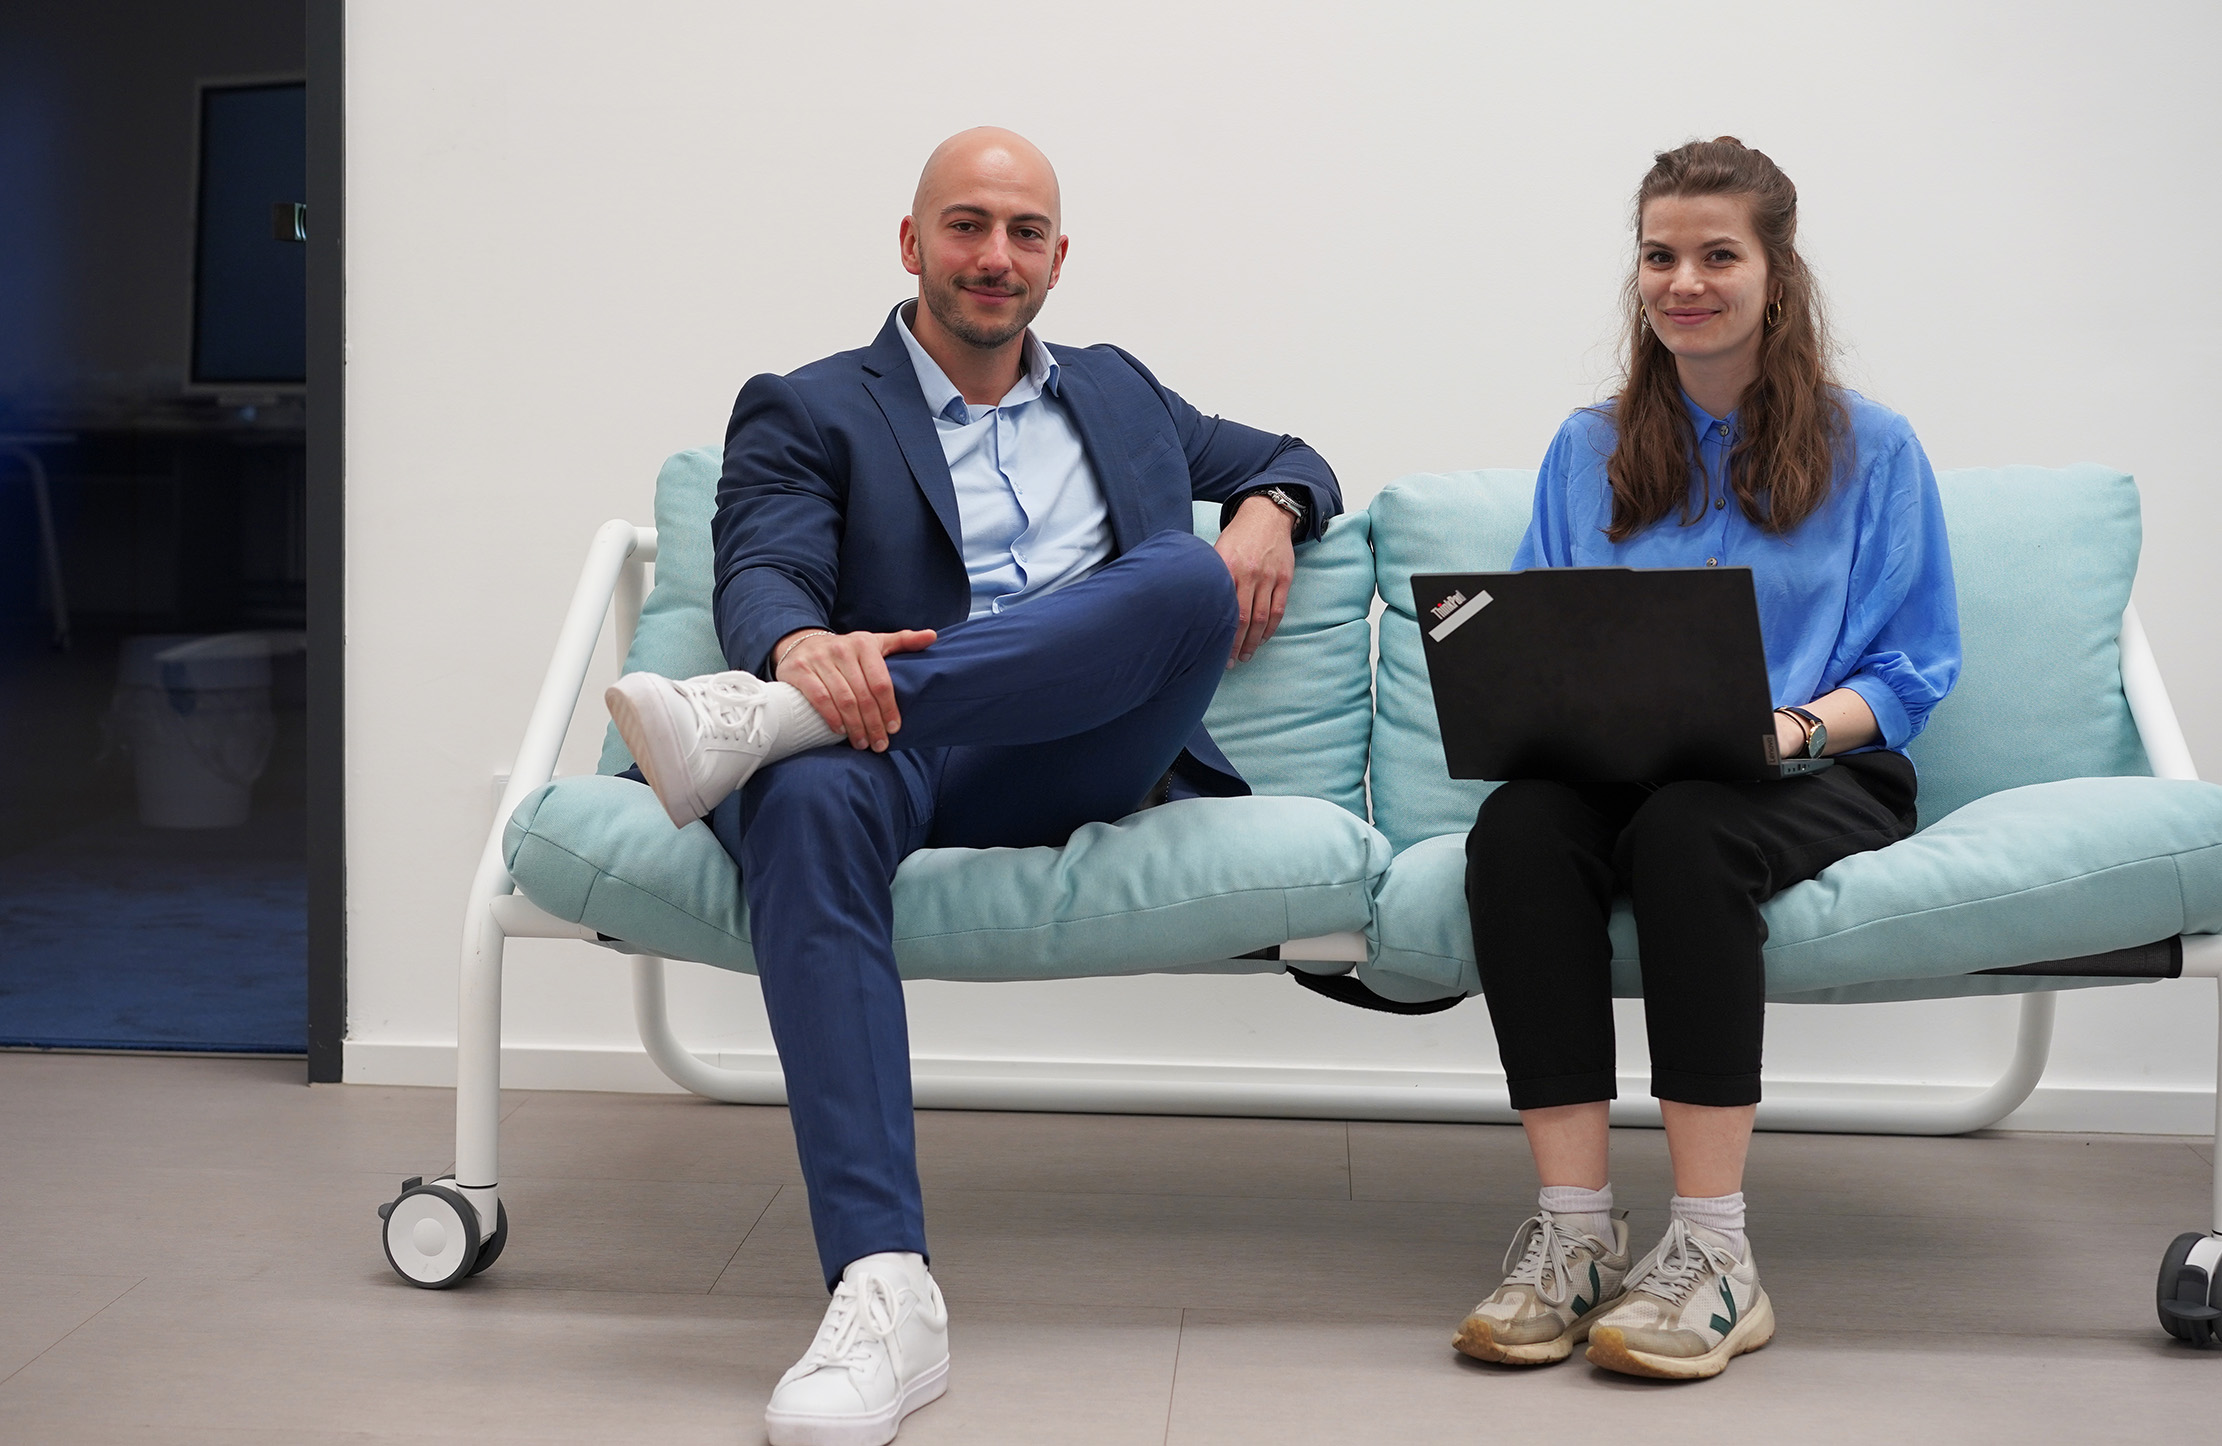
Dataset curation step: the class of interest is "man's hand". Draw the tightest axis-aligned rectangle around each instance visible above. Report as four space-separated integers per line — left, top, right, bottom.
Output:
774 627 938 751
1215 494 1297 665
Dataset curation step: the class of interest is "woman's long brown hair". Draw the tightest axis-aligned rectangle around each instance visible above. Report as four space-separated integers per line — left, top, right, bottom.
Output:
1602 137 1847 543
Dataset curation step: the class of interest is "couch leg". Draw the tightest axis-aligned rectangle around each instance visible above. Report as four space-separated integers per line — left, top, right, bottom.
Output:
632 957 786 1105
1748 990 2056 1136
452 867 508 1233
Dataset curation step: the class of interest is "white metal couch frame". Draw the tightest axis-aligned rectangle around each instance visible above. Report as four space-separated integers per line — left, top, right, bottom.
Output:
428 519 2222 1282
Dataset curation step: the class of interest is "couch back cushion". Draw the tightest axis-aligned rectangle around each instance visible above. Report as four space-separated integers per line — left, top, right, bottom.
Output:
1365 471 1535 851
597 446 727 773
1361 464 2151 849
1190 503 1376 816
1906 465 2147 824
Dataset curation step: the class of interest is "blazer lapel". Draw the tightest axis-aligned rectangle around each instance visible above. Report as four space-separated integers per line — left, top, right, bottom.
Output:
1051 363 1146 555
860 310 964 553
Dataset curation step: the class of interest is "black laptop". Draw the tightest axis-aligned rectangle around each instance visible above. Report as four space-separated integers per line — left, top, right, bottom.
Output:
1411 567 1829 783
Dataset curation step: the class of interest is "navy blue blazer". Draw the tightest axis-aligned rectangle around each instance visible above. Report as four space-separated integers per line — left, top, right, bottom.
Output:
711 304 1343 796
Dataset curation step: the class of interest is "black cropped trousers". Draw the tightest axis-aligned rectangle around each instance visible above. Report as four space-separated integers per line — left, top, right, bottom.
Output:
1464 752 1919 1111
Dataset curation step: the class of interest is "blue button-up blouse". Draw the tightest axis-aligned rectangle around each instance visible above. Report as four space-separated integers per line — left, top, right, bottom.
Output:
1511 390 1961 752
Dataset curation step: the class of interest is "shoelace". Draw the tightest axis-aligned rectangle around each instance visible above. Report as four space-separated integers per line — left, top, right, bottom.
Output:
1626 1218 1738 1306
688 676 773 749
796 1273 901 1375
1500 1213 1585 1308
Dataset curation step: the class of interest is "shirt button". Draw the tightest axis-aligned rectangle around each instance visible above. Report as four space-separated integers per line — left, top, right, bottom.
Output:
1706 557 1719 566
1715 497 1725 509
1717 423 1730 438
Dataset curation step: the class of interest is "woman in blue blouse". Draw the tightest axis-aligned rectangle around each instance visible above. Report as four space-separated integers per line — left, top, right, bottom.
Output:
1453 138 1960 1381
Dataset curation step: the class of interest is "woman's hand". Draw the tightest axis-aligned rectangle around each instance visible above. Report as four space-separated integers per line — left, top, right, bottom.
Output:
1774 709 1808 761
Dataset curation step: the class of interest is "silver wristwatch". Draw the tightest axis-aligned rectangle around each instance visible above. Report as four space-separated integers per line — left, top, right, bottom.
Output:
1245 486 1307 529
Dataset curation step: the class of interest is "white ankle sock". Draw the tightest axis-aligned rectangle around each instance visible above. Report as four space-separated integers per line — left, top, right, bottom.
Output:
844 1249 928 1286
1538 1183 1615 1244
763 681 843 760
1669 1192 1747 1258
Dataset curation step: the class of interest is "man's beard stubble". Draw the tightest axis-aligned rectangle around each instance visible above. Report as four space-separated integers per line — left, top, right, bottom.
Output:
923 272 1044 351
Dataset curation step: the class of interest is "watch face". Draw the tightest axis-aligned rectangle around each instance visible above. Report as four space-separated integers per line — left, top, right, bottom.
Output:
1806 721 1828 758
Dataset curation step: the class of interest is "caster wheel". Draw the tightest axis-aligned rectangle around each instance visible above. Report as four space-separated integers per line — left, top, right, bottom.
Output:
2156 1231 2222 1347
378 1176 482 1288
468 1199 510 1277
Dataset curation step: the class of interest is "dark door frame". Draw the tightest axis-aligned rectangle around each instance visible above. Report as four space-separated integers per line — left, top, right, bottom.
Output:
305 0 344 1082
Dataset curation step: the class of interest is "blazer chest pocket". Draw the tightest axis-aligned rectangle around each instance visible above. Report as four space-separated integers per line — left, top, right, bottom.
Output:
1126 429 1185 488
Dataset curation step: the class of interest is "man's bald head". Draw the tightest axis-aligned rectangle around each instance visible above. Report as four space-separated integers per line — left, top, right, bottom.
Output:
899 127 1069 362
912 127 1061 229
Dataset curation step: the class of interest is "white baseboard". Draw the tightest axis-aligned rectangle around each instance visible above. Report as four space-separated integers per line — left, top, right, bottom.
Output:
342 1040 2219 1137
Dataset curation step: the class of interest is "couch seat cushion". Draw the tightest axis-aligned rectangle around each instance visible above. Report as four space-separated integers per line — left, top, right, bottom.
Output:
1365 776 2222 1003
506 774 1390 979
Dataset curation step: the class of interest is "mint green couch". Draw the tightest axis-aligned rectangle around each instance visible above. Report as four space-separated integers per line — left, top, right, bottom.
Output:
389 447 2222 1303
506 449 2222 1015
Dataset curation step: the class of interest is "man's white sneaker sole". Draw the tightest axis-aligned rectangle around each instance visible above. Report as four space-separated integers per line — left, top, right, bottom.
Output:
1585 1290 1776 1380
604 673 715 827
763 1354 948 1446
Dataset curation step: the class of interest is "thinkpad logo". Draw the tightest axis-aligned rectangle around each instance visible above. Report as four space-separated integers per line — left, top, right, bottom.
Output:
1427 588 1493 643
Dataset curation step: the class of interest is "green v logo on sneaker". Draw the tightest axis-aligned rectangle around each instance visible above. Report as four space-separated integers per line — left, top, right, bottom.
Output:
1709 1278 1739 1336
1572 1262 1601 1316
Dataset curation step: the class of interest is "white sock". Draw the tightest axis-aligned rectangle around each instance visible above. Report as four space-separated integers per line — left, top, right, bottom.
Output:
1538 1183 1615 1244
843 1249 928 1286
1670 1192 1747 1258
763 681 843 760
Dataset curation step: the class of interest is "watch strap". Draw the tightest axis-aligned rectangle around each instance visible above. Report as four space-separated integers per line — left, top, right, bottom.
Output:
1778 705 1827 758
1237 485 1307 530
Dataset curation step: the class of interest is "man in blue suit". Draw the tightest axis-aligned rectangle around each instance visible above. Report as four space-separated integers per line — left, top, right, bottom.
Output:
608 127 1338 1446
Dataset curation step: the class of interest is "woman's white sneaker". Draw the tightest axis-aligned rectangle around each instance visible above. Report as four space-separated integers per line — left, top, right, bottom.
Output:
1454 1210 1632 1365
1584 1218 1774 1380
764 1252 950 1446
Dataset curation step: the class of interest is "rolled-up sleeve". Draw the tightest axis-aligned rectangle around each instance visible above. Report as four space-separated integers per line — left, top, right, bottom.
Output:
1838 433 1961 749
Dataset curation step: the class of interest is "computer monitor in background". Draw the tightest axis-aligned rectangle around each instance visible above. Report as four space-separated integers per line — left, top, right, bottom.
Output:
190 79 306 391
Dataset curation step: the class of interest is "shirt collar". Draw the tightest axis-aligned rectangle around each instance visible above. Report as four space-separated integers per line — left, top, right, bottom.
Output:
1681 389 1739 436
897 299 1060 424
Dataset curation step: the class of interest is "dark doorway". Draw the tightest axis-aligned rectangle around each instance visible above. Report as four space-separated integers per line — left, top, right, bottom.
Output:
0 3 318 1060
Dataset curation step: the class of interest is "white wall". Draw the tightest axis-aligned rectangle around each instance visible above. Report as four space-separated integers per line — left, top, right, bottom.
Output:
344 0 2222 1130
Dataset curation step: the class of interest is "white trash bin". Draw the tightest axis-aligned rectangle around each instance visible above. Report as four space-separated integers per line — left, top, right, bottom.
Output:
113 633 289 829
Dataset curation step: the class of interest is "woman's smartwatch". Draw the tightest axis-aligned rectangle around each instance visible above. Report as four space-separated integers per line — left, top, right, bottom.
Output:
1776 705 1828 758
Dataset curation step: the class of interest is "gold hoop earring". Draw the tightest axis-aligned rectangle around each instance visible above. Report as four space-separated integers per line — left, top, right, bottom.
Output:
1765 300 1783 328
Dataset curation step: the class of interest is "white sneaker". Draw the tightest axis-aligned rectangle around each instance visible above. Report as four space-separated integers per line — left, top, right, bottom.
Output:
605 669 780 827
1584 1218 1774 1380
764 1252 950 1446
1454 1210 1632 1365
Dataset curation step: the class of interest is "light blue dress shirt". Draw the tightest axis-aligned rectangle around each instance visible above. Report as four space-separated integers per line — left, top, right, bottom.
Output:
1513 389 1961 752
896 304 1113 618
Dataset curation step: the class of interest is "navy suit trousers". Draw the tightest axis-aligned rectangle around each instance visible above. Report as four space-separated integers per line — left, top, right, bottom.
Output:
709 530 1240 1287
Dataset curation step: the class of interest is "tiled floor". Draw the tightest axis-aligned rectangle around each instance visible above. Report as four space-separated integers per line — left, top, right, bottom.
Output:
2 1053 2218 1443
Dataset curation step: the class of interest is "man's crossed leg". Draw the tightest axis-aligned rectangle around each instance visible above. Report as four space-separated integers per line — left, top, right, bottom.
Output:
607 531 1236 1445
